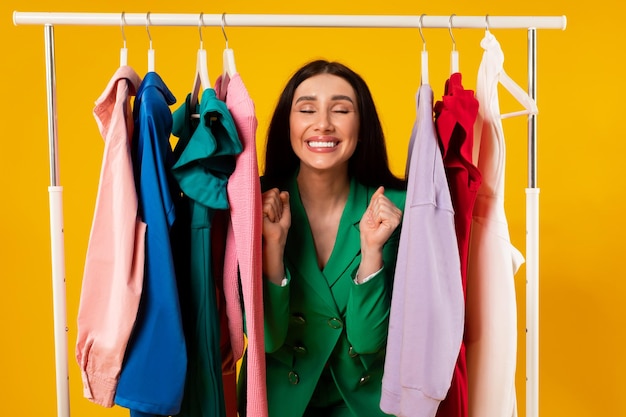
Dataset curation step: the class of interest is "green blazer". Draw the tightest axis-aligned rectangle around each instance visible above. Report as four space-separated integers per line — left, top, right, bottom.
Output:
256 175 406 417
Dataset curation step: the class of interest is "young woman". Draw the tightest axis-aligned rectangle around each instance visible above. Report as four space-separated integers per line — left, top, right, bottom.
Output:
242 60 406 417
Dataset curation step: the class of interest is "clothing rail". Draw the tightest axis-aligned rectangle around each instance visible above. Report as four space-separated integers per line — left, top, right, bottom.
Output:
13 11 564 417
14 12 567 29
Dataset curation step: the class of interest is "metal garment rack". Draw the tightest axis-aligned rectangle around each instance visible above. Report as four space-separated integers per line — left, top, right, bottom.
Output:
13 11 566 417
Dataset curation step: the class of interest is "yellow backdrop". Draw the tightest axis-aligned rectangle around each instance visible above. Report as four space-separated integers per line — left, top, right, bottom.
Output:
2 0 623 416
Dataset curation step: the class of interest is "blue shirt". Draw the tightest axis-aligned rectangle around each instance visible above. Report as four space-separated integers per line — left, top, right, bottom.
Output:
115 72 187 416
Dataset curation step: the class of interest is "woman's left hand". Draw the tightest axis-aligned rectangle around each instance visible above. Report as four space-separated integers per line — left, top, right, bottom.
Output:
359 186 402 268
357 186 402 281
360 186 403 249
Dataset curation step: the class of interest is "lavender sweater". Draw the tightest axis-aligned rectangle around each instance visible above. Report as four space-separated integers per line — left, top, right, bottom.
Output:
380 84 465 417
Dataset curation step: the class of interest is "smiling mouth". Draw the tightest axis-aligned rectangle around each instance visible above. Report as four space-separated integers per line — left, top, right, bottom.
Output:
307 140 338 148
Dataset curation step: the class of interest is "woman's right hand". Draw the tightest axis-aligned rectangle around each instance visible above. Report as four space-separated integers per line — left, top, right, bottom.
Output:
261 188 291 284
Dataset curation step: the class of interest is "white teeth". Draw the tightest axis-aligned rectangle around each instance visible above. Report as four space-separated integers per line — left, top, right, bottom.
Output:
308 141 337 148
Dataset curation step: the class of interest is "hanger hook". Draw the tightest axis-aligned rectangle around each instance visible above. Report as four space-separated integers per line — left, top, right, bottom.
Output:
418 14 426 51
120 12 127 48
198 12 204 49
485 14 490 31
146 12 153 49
221 13 229 48
448 14 456 51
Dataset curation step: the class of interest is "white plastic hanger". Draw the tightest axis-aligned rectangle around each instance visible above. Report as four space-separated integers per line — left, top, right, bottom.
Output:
419 14 429 85
221 13 237 78
190 13 211 116
449 14 459 74
498 70 538 119
120 12 128 66
219 13 237 96
483 15 538 119
146 12 155 72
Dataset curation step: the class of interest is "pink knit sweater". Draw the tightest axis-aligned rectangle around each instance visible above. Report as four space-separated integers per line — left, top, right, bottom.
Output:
216 74 268 417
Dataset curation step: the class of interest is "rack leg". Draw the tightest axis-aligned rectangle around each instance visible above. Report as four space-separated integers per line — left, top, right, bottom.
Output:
526 27 539 417
45 24 70 417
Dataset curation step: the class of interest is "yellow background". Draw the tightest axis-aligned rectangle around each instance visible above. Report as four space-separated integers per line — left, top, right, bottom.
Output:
2 0 623 416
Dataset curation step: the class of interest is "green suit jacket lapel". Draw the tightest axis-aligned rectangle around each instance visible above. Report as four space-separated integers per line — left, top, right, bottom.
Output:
323 176 364 284
284 176 365 306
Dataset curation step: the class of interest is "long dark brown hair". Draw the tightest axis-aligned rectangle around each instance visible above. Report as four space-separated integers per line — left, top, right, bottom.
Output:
263 60 406 190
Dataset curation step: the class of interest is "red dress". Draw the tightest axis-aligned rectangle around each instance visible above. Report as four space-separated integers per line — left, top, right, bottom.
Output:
434 72 481 417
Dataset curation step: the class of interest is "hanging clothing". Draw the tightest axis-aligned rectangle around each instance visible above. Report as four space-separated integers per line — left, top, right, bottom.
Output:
380 84 464 417
215 74 268 417
76 66 144 408
207 207 239 417
434 72 481 293
170 87 242 417
465 30 528 417
114 72 186 417
433 72 481 417
248 174 405 417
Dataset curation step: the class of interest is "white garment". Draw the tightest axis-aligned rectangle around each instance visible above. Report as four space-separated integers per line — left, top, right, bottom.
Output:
465 30 531 417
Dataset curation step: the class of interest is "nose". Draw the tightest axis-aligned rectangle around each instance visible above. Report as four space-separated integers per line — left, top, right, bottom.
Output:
315 109 334 132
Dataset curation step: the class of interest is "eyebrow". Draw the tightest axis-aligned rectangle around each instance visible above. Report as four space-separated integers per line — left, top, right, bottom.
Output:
295 94 355 104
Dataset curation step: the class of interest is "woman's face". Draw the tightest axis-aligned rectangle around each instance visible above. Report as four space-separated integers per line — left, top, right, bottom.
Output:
289 73 359 174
